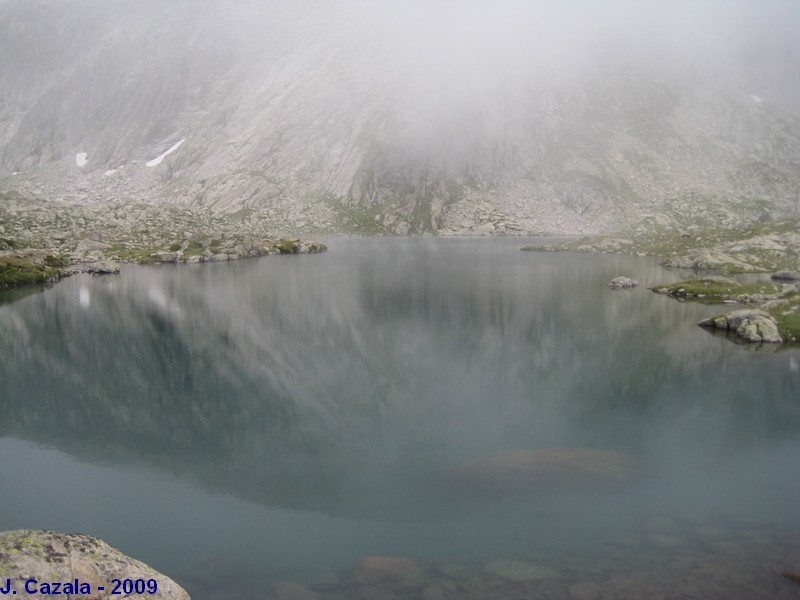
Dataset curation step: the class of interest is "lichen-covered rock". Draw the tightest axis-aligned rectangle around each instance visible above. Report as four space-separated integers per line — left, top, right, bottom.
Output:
608 276 638 289
456 448 638 496
698 309 782 343
0 530 190 599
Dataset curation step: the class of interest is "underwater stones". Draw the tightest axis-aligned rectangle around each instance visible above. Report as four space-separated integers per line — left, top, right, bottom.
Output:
456 448 638 496
694 525 731 543
355 557 422 587
607 276 638 289
568 581 603 600
483 559 559 582
275 581 320 600
0 529 190 599
698 309 782 343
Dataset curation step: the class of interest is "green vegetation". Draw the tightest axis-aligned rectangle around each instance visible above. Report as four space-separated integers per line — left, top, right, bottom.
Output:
651 279 780 303
523 218 800 274
106 244 161 264
0 255 61 288
766 291 800 343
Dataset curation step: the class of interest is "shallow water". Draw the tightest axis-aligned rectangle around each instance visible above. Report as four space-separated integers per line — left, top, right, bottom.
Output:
1 237 799 599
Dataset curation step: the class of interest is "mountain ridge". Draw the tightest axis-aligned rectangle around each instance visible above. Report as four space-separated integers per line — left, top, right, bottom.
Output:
2 0 800 237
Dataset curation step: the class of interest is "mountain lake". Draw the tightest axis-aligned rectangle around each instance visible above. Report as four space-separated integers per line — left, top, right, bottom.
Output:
1 236 799 599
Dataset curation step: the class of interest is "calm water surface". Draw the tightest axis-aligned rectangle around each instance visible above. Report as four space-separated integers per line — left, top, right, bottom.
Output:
1 237 799 599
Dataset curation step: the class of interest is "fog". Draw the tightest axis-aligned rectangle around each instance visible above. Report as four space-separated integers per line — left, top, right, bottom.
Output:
2 0 800 225
3 0 800 111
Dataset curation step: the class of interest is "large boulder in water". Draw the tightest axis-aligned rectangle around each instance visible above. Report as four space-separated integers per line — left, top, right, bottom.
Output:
698 309 782 343
0 530 190 599
456 448 638 496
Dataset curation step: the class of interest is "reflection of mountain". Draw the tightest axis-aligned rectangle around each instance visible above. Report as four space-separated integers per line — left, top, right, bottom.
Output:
1 240 799 518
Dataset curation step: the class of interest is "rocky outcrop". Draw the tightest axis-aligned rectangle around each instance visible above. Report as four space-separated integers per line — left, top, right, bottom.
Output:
772 271 800 281
608 276 638 289
456 448 638 496
698 309 783 343
662 250 760 273
0 530 190 599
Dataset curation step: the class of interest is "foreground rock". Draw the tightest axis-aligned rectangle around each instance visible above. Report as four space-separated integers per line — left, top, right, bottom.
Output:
0 530 190 599
698 309 783 343
456 448 638 496
608 276 638 289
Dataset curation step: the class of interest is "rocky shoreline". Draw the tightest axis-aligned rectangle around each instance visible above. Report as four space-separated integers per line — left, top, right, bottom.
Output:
0 236 327 290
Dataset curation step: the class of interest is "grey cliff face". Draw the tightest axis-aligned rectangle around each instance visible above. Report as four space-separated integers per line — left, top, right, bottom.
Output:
2 0 800 236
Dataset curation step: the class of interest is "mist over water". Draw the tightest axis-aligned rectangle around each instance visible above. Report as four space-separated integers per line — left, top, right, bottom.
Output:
1 238 799 598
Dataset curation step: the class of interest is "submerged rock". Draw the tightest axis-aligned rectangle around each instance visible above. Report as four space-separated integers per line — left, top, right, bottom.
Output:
0 529 190 599
456 448 638 496
698 309 782 343
608 276 638 289
483 559 559 582
355 556 422 587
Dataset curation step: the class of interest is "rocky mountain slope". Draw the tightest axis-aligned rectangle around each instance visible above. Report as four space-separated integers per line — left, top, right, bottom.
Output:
1 0 800 237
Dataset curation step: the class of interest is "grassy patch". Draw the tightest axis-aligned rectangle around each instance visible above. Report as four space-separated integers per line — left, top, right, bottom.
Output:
651 278 780 302
767 292 800 343
0 256 61 287
105 244 161 264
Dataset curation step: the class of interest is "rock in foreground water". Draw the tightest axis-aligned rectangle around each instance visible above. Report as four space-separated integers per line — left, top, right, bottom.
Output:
0 530 190 599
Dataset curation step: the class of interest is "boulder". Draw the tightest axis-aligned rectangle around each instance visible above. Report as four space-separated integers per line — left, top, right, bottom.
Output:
608 276 638 289
456 448 638 496
0 530 190 599
771 271 800 281
86 260 120 274
698 309 782 343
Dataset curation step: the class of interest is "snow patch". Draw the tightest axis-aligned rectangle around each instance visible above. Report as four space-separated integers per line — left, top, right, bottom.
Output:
76 152 88 167
749 95 763 103
103 169 117 177
146 138 185 167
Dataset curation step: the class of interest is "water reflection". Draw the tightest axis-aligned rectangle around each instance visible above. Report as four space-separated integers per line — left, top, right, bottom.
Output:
1 238 799 597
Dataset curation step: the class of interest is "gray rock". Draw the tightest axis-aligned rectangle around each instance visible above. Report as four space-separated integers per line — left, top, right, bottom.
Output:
86 260 120 274
771 271 800 281
608 276 638 289
0 530 190 599
698 309 782 343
